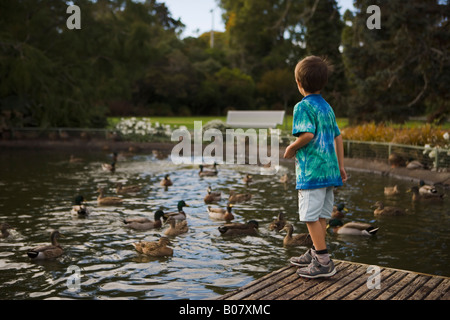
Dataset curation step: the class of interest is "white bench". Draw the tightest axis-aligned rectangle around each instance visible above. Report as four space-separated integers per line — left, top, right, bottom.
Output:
226 110 285 129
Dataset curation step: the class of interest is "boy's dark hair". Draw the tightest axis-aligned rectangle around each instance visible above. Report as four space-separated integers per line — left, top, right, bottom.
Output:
294 56 333 93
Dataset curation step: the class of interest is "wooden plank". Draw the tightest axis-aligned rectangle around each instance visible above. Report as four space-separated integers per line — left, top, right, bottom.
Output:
375 272 419 300
350 269 408 300
311 264 368 300
342 268 396 300
391 275 431 300
290 263 361 300
247 270 299 300
216 266 291 300
223 266 294 300
408 277 444 300
273 262 351 300
324 266 388 300
425 278 450 300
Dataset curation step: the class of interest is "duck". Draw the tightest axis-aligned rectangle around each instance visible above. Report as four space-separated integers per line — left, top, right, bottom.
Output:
372 201 406 216
71 195 91 217
204 186 221 203
203 162 218 170
163 200 189 221
418 180 437 195
218 220 259 236
199 164 218 177
327 218 378 236
388 153 405 168
123 210 165 230
0 223 14 239
331 203 348 219
268 212 286 231
408 186 444 202
384 185 400 196
160 174 173 187
279 174 289 184
207 204 234 221
164 217 189 236
243 174 253 185
406 160 424 170
97 188 123 206
27 230 64 260
228 190 252 204
116 182 141 194
280 223 313 247
102 162 116 173
132 237 173 257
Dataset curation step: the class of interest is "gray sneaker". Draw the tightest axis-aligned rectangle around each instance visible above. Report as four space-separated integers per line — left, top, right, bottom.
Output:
289 248 313 267
296 257 336 278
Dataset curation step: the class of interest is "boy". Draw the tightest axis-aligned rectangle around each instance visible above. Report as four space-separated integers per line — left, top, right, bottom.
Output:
283 56 347 278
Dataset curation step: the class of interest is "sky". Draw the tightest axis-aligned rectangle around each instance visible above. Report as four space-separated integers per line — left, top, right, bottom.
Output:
162 0 356 38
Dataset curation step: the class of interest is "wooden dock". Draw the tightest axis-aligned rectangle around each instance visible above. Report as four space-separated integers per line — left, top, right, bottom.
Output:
217 260 450 300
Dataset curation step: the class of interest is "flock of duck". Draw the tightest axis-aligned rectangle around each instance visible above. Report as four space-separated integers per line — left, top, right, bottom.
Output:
0 150 445 262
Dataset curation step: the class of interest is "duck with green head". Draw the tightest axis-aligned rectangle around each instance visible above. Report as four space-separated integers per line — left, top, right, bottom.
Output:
327 218 378 236
71 195 90 217
163 201 189 221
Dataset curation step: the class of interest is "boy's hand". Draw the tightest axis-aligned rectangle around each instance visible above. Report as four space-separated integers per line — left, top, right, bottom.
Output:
340 168 348 183
283 145 296 159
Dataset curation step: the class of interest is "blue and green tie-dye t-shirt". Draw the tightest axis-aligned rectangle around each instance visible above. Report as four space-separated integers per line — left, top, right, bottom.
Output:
292 94 343 190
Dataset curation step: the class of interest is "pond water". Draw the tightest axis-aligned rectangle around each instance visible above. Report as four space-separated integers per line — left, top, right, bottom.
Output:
0 148 449 300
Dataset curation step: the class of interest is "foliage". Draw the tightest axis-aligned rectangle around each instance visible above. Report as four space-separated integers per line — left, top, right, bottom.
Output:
341 122 449 147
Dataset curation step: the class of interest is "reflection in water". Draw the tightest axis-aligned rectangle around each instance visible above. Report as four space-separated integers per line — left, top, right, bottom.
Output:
0 149 449 299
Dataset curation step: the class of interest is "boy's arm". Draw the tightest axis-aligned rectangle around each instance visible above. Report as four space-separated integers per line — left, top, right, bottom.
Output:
283 132 314 159
334 134 347 183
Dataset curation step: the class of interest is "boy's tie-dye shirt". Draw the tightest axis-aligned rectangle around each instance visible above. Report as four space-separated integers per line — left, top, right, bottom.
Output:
292 94 343 190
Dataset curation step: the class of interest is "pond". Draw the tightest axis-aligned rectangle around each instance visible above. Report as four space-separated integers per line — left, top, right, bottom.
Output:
0 148 449 300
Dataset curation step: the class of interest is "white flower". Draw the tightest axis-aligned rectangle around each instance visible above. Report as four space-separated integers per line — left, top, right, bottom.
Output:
443 132 449 140
429 149 436 158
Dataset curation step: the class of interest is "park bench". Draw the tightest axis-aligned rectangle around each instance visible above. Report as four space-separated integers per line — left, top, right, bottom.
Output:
226 110 285 129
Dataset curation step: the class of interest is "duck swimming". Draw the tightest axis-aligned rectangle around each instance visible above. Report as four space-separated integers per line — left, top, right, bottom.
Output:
27 230 65 260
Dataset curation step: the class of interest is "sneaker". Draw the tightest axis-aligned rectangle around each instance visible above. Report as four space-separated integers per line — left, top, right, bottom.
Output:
289 248 313 267
296 257 336 278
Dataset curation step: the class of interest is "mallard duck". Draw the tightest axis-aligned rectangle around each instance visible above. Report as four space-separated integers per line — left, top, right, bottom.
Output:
243 174 253 184
71 195 90 217
207 204 234 221
280 173 289 184
123 210 165 230
132 237 173 257
268 212 286 231
199 164 218 177
204 186 221 203
204 162 218 170
384 185 400 196
116 182 141 194
228 190 252 204
280 223 313 247
327 218 378 236
27 230 64 260
418 180 437 195
163 200 189 221
97 188 123 206
218 220 259 236
408 186 444 201
164 217 189 236
372 201 406 216
102 162 116 173
406 160 424 170
0 223 14 239
332 203 348 219
160 174 173 187
69 155 83 163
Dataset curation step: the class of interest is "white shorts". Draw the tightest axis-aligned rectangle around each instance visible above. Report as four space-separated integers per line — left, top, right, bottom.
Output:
298 187 334 222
